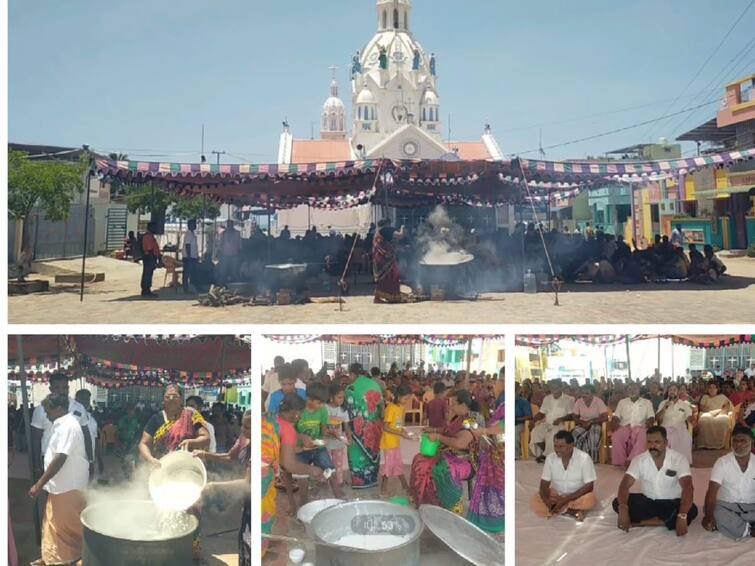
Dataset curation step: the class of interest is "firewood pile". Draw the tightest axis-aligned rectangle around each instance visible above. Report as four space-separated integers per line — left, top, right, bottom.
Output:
196 285 251 307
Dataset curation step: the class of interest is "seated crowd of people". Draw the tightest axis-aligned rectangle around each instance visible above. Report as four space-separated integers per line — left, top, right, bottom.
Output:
516 369 755 540
261 356 505 559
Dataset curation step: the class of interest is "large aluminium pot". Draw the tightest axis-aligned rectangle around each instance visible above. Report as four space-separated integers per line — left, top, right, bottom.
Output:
310 500 423 566
418 253 474 298
80 500 198 566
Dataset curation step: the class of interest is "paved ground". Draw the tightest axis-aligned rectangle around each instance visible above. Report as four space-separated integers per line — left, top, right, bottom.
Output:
8 255 755 324
9 447 242 566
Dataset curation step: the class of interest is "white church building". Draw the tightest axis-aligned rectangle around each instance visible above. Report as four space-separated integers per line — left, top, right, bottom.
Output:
276 0 510 235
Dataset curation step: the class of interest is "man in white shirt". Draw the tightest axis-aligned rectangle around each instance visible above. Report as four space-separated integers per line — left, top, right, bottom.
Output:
182 218 199 293
28 394 89 565
613 426 698 535
531 430 597 521
745 364 755 379
31 373 89 479
702 425 755 540
611 383 656 467
655 384 694 464
529 380 574 463
75 389 100 477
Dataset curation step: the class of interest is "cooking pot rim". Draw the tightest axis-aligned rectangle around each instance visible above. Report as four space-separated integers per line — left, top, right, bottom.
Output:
80 499 198 541
310 499 424 553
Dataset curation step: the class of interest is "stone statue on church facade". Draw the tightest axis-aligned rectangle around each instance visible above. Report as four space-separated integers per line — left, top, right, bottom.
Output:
429 53 436 76
351 51 362 76
378 45 388 70
412 48 421 71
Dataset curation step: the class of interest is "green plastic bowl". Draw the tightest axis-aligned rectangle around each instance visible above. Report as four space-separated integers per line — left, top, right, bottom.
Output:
420 433 440 457
390 497 410 506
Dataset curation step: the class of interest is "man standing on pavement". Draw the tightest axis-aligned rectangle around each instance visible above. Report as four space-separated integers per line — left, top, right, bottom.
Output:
182 218 199 293
140 221 161 297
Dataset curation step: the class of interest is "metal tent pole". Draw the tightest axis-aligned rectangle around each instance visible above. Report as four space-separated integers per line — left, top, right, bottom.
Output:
80 146 94 302
625 335 632 382
17 335 42 544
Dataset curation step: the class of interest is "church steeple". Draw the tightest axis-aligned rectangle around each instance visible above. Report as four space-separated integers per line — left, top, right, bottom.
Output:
376 0 411 32
321 65 346 140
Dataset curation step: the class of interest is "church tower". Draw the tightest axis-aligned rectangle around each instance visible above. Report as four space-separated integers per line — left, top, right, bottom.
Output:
321 66 346 140
350 0 444 159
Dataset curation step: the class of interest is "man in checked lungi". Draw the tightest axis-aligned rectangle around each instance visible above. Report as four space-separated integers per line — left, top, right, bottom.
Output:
702 425 755 540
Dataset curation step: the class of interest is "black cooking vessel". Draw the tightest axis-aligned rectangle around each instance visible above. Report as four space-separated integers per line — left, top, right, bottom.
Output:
81 500 198 566
418 256 474 298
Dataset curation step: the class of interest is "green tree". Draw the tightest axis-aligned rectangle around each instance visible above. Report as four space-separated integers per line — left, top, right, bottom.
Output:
8 148 87 251
124 184 220 220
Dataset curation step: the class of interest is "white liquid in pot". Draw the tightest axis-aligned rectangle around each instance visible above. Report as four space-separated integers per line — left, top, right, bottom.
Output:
151 481 203 512
334 533 411 550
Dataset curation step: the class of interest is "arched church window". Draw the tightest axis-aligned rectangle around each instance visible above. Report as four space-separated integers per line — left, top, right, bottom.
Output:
371 107 376 120
358 106 362 120
339 115 344 131
323 115 327 129
393 9 399 29
382 11 387 29
330 112 336 131
404 11 408 29
422 108 426 122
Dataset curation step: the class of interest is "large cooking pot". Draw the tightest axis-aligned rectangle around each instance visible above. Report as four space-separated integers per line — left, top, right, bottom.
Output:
81 500 198 566
310 500 423 566
418 253 474 298
263 263 310 293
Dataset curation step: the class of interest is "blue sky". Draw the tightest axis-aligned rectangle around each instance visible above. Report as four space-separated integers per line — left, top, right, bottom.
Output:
8 0 755 162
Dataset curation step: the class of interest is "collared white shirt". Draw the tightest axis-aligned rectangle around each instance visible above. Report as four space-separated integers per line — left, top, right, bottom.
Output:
32 398 89 455
626 448 691 500
657 399 693 428
744 367 755 378
43 413 89 494
541 448 596 495
615 397 655 427
205 420 217 453
710 452 755 504
540 393 574 425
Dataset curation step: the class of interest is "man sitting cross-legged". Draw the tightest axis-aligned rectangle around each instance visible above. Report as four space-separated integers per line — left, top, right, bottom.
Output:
612 425 698 536
530 430 597 522
702 425 755 540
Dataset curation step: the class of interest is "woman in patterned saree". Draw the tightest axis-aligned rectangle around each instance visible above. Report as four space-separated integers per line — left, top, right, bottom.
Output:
468 401 505 533
345 364 385 488
261 394 325 560
410 390 476 514
139 384 210 561
372 223 406 303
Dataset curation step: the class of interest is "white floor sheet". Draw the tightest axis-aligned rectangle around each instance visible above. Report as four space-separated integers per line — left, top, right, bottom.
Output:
516 460 754 566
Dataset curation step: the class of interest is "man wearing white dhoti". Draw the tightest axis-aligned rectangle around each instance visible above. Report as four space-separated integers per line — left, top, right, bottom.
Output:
656 385 693 464
529 380 574 463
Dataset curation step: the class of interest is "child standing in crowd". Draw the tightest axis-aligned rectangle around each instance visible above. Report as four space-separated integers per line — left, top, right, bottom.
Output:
326 384 352 486
425 382 449 428
295 383 344 503
267 365 306 415
380 384 415 496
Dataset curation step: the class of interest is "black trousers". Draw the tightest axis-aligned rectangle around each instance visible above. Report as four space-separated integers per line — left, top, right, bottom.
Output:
183 257 196 291
612 494 698 530
141 254 157 293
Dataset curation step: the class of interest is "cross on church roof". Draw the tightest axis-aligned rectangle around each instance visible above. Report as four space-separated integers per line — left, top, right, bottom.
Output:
329 65 339 79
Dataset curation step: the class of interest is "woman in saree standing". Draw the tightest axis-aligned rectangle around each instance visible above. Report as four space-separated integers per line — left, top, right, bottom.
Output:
139 384 210 561
410 390 476 514
468 400 505 533
345 363 385 488
372 222 406 303
261 394 324 560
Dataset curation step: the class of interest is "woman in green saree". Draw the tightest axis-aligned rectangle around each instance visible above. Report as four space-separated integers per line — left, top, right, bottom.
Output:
345 363 385 488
